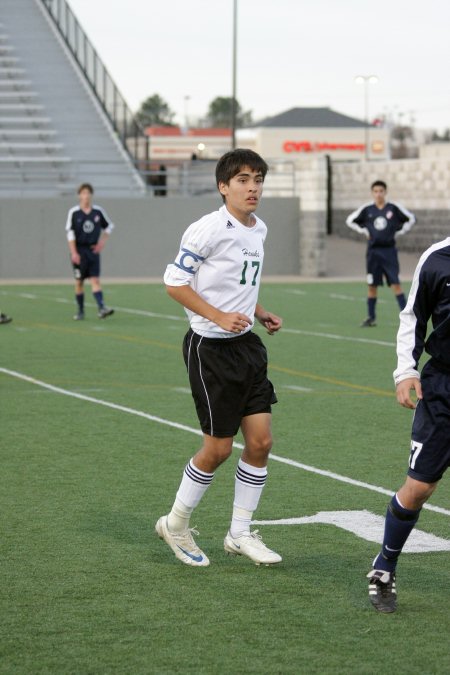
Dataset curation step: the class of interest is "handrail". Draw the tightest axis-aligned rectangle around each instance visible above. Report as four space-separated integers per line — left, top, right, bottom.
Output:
39 0 149 170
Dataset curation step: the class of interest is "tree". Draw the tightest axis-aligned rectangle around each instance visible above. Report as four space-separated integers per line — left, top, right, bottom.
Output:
135 94 175 127
206 97 253 128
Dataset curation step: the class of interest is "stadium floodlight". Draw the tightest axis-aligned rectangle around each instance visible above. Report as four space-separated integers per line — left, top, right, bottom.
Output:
354 75 379 160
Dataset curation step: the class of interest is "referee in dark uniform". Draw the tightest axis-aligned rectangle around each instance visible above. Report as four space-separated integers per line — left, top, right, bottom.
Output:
346 180 416 326
65 183 114 320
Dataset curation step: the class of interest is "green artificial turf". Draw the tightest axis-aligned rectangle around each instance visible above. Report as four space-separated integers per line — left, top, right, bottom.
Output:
1 282 449 674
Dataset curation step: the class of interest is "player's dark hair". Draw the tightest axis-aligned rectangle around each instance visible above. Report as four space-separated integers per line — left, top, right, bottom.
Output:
77 182 94 194
216 149 268 202
371 180 387 191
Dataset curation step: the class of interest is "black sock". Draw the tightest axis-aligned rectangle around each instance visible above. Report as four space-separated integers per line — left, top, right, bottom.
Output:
367 297 376 320
75 293 84 312
93 290 104 309
396 293 406 311
373 494 421 573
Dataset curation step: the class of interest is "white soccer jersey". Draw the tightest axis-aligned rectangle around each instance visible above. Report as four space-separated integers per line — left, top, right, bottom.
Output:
164 205 267 337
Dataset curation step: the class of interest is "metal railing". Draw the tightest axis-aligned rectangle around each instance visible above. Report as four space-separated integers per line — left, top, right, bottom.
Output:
40 0 149 167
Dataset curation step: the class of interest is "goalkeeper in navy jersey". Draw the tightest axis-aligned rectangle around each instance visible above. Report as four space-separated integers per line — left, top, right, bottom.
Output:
367 237 450 612
156 149 283 568
346 180 415 327
65 183 114 320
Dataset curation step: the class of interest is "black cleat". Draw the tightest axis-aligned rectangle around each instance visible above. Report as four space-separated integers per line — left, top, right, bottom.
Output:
367 569 397 613
73 311 85 321
361 317 377 327
0 313 12 324
98 307 114 319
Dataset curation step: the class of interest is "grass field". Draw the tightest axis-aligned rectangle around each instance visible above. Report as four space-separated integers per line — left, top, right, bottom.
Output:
1 281 450 674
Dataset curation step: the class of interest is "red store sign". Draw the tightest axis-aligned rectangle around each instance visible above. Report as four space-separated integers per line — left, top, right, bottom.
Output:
283 141 365 153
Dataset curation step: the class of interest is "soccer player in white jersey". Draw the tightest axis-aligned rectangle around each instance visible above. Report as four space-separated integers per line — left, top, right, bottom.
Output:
346 181 415 327
65 183 114 320
367 236 450 612
156 149 283 567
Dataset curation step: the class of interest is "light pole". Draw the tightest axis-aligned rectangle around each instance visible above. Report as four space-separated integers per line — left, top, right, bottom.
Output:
183 95 190 132
354 75 378 160
231 0 237 149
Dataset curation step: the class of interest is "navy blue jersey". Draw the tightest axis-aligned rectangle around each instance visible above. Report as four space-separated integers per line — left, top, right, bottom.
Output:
394 238 450 383
65 205 114 247
346 201 415 248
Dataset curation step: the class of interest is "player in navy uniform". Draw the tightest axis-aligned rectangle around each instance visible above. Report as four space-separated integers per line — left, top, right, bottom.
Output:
367 237 450 612
65 183 114 320
346 181 415 326
156 149 283 567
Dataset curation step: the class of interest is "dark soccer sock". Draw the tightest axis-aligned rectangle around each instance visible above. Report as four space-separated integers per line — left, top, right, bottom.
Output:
367 297 377 320
92 290 104 309
396 293 407 311
374 494 421 573
75 293 84 312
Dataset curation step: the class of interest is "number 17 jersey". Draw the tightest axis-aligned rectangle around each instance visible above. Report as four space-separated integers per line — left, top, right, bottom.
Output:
163 204 267 337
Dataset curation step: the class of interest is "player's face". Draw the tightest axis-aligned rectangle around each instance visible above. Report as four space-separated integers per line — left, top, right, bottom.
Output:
78 188 92 211
219 166 264 225
372 186 386 207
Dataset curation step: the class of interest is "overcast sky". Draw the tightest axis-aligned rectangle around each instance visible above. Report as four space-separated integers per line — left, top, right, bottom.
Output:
67 0 450 131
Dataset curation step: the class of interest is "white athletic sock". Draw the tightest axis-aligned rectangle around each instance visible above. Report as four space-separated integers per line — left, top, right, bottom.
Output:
167 459 214 533
230 459 267 538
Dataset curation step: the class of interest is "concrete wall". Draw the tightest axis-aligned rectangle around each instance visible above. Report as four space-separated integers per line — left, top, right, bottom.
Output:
331 158 450 252
0 196 301 279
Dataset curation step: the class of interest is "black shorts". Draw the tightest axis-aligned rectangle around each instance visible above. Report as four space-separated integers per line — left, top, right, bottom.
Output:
366 246 400 287
408 360 450 483
183 329 277 438
72 247 100 280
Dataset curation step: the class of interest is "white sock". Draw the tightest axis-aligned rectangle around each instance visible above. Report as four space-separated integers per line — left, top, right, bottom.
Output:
167 459 214 533
230 459 267 538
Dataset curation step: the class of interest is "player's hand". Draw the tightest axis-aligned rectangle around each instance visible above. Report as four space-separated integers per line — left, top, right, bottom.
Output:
256 311 282 335
71 251 80 265
214 311 251 333
91 241 104 254
396 377 422 409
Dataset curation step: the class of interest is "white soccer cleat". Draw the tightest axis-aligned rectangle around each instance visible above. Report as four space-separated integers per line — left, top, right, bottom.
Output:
155 515 210 567
224 530 282 566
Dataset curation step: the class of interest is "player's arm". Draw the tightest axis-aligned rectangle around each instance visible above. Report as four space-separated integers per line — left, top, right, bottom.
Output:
393 258 433 408
166 284 251 333
345 205 370 238
393 202 416 237
65 209 80 265
255 303 282 335
92 208 114 253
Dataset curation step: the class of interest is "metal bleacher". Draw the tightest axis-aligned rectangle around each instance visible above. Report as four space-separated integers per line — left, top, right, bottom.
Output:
0 20 73 193
0 0 147 196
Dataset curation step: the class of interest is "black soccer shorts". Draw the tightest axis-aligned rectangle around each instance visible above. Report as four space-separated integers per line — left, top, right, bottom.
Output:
183 329 277 438
72 247 100 280
408 360 450 483
366 246 400 286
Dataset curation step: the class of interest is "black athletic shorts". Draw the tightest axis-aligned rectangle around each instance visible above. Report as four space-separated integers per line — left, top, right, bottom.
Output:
408 360 450 483
183 329 277 438
72 247 100 280
366 246 400 286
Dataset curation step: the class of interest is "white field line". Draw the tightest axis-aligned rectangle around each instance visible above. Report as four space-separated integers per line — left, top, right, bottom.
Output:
4 290 395 348
2 367 449 518
283 327 395 348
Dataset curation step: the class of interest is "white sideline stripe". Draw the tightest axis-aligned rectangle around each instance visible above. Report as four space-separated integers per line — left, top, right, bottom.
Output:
2 367 449 518
252 510 450 552
4 289 395 347
283 327 395 348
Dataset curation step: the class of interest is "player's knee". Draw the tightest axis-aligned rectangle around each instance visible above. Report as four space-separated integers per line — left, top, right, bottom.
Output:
247 433 273 459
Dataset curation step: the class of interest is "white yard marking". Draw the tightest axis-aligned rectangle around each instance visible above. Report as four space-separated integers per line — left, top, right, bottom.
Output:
282 385 313 393
285 289 307 296
329 293 386 304
173 387 192 394
283 327 395 348
19 293 37 299
1 367 449 519
3 290 395 347
253 510 450 553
